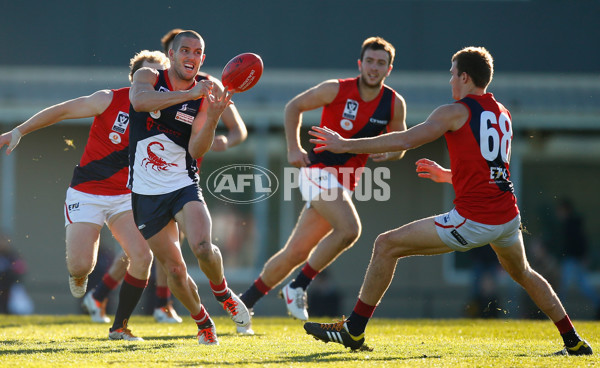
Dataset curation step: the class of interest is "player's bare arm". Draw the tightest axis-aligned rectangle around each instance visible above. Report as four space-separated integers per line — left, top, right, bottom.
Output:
309 102 468 154
284 79 339 167
189 88 234 159
203 74 248 151
130 67 213 112
370 92 408 162
0 90 112 154
415 158 452 184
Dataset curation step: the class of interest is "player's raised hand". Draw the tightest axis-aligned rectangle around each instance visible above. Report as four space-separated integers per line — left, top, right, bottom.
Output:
0 128 23 155
308 126 347 153
206 88 234 121
415 158 452 184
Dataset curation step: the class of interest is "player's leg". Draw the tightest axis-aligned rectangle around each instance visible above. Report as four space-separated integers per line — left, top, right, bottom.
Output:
153 261 182 323
304 216 452 349
281 188 360 320
491 238 592 355
65 222 102 298
83 250 127 323
175 201 250 328
106 210 152 340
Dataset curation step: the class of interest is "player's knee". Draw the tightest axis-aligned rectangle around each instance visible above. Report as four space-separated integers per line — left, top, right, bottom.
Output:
373 232 399 258
166 262 188 284
338 221 361 248
190 240 215 261
67 258 94 277
129 249 153 269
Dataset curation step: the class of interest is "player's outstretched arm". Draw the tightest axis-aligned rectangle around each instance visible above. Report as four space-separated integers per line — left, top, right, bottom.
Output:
370 91 408 162
415 158 452 184
0 90 112 155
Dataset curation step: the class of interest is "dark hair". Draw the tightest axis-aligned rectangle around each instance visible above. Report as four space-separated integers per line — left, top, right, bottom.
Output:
160 28 184 54
171 30 204 53
360 36 395 66
452 46 494 88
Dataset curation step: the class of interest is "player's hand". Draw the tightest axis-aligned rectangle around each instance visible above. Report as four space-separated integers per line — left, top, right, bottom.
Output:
192 79 215 100
415 158 452 184
211 135 229 152
0 128 23 155
287 148 310 168
206 88 234 122
308 126 348 153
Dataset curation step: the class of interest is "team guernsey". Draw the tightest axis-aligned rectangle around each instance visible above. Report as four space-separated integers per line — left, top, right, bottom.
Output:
128 70 203 195
308 77 395 190
447 93 519 225
69 87 131 196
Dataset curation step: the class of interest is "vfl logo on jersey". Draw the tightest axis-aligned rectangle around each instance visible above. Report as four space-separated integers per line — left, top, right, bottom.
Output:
175 111 194 125
343 99 359 120
109 132 122 144
340 119 353 131
111 111 129 134
142 142 178 171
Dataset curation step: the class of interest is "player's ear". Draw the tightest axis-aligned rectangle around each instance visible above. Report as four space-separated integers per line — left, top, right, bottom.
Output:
357 59 362 71
386 64 393 77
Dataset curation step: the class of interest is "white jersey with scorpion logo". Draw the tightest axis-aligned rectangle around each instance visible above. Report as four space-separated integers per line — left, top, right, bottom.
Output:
128 70 204 195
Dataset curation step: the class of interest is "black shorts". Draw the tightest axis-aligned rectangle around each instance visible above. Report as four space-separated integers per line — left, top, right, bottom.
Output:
132 184 204 239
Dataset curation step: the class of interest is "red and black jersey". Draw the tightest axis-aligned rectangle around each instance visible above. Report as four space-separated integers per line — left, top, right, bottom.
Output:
309 77 396 190
447 93 519 224
69 87 131 195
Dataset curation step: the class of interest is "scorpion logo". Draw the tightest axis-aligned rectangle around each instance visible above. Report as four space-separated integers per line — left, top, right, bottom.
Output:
142 142 178 171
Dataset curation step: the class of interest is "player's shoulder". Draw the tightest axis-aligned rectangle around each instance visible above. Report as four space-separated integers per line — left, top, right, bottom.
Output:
133 67 160 84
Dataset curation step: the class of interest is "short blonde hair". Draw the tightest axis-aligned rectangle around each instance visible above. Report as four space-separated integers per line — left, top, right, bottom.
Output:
129 50 170 82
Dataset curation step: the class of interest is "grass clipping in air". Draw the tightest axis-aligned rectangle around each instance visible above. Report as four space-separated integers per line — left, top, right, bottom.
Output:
0 315 597 367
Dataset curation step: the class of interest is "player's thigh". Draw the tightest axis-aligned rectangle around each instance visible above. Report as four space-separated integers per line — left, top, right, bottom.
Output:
283 206 332 254
147 220 186 270
309 188 360 231
65 222 102 262
174 200 211 245
379 216 453 257
490 235 529 276
107 210 151 263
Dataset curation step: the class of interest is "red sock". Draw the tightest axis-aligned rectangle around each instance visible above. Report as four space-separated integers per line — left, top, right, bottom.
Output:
103 273 120 290
209 278 229 297
353 298 376 318
255 277 272 295
555 315 574 334
156 286 171 299
301 263 319 280
191 305 209 326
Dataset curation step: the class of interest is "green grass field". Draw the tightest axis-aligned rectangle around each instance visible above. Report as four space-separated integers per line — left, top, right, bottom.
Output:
0 315 597 367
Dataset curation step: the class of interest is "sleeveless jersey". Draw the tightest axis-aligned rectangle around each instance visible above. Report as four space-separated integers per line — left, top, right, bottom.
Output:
69 87 131 196
308 77 395 190
447 93 519 224
128 70 204 195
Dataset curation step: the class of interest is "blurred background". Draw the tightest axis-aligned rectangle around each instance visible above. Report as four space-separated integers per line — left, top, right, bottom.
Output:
0 0 599 320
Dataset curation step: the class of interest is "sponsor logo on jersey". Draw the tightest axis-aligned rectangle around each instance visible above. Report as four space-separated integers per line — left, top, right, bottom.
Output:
175 111 194 125
150 110 161 119
340 119 353 131
450 229 468 245
343 99 359 120
158 86 169 93
369 117 388 125
490 167 508 181
67 202 80 211
180 103 197 114
109 132 122 144
145 118 182 137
